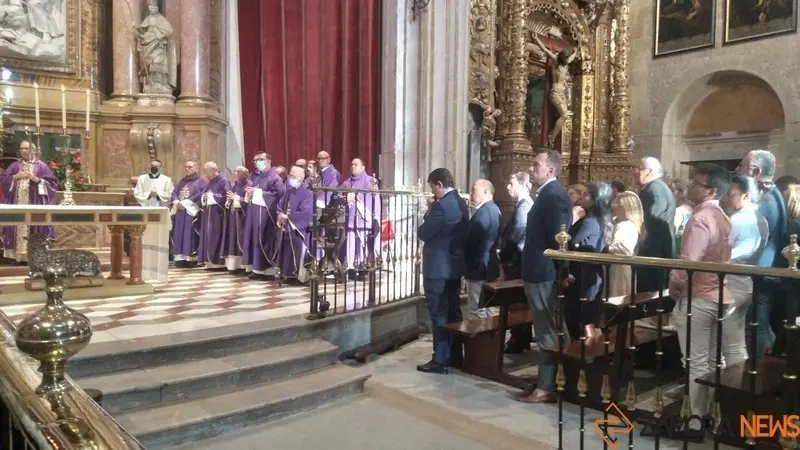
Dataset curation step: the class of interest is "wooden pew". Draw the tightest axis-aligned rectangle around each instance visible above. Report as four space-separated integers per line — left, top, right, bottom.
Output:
559 290 680 407
441 280 532 390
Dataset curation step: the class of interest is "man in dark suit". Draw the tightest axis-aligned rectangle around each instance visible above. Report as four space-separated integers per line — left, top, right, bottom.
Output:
737 150 788 356
500 172 535 353
635 157 676 293
464 179 502 318
417 168 469 374
516 149 573 404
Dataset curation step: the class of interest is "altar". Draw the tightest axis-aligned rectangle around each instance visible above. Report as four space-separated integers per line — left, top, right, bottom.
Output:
0 204 169 305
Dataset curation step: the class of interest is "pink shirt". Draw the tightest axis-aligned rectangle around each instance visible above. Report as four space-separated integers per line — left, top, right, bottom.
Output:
669 199 733 303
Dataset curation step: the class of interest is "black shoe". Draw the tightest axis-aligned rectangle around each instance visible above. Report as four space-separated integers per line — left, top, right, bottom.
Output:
505 339 530 354
416 361 448 374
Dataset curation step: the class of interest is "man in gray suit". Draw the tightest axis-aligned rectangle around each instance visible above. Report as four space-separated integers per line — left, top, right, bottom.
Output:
635 157 676 293
500 172 534 353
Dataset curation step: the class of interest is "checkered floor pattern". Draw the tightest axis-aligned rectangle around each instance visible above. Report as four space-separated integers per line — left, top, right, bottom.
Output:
0 265 417 344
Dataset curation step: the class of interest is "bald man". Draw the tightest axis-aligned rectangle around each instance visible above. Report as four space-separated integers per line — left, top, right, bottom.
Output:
221 166 249 272
170 161 208 268
198 162 232 269
315 150 341 206
274 166 314 283
295 159 307 169
464 179 502 318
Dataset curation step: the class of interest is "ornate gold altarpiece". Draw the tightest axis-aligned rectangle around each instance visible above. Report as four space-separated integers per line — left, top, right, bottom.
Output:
470 0 635 215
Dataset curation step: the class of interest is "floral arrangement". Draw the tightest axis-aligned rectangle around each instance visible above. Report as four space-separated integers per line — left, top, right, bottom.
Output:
47 147 88 192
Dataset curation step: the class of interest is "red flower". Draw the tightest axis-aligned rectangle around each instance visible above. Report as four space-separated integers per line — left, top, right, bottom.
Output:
76 178 87 185
49 160 60 169
72 155 83 164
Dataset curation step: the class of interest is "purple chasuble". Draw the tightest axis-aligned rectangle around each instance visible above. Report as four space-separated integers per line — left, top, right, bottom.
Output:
0 160 57 261
275 183 313 279
242 168 286 273
198 174 231 267
170 174 208 261
338 172 382 270
221 179 248 270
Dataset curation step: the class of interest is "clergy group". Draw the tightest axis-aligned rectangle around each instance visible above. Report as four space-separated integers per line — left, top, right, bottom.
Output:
133 151 381 283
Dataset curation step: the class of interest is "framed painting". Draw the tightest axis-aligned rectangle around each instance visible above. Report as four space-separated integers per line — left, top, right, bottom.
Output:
724 0 797 44
0 0 79 75
655 0 717 56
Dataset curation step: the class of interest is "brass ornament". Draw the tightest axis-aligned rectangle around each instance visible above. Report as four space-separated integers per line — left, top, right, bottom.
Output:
577 369 588 398
556 363 566 392
782 234 799 270
15 266 93 396
556 224 571 251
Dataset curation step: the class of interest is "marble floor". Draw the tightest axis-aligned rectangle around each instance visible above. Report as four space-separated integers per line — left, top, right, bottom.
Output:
0 265 416 344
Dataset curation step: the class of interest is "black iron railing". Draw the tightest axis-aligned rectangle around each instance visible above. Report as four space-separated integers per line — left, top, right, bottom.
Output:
543 227 799 450
307 183 427 318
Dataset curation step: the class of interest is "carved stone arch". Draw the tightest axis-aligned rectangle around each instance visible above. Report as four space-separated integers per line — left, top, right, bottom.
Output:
528 0 593 72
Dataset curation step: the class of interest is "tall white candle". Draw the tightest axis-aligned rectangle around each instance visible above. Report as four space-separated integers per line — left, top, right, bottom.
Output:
60 85 66 130
85 89 90 132
33 83 40 128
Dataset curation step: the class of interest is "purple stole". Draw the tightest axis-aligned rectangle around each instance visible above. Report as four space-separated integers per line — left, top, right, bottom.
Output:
338 172 382 270
242 168 286 273
170 174 208 261
221 179 248 270
198 174 231 267
0 160 57 260
275 183 313 279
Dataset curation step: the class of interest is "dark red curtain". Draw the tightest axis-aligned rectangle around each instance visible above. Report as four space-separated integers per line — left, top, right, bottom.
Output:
238 0 381 174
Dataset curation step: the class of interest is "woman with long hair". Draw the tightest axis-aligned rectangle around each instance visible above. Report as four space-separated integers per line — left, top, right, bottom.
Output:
563 181 613 345
608 191 644 297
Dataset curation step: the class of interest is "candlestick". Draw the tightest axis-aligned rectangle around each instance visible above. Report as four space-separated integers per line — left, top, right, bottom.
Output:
59 131 75 206
33 83 40 128
60 85 66 130
85 89 90 132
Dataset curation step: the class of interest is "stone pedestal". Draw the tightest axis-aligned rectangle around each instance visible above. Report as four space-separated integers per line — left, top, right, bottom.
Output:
110 0 144 103
178 0 212 103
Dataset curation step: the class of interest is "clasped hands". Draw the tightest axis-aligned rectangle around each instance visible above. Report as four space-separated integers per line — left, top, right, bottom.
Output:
277 213 289 227
14 172 39 183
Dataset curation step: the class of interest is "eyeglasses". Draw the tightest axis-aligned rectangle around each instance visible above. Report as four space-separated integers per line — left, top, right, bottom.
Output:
691 179 711 189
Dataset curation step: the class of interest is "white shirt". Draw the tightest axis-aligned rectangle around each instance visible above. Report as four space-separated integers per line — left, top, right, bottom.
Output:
536 177 556 194
134 173 174 207
474 199 490 210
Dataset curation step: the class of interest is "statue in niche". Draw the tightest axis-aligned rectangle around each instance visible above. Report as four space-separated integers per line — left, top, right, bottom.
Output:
136 0 177 98
525 76 545 145
531 34 580 148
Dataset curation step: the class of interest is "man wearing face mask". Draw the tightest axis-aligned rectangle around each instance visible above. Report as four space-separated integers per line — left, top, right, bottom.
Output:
170 161 208 268
242 152 285 279
133 159 174 207
274 166 313 283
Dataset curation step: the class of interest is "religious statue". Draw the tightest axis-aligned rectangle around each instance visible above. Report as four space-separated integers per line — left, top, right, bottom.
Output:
481 103 501 149
136 0 177 97
0 0 66 63
531 34 580 148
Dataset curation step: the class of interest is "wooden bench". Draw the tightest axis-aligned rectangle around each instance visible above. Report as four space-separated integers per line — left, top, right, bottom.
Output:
440 280 532 389
559 290 681 407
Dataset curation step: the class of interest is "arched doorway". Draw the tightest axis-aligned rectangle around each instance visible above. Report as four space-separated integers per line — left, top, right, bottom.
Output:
661 70 786 180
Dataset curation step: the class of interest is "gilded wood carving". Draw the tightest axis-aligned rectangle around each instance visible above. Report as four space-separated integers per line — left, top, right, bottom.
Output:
475 0 635 191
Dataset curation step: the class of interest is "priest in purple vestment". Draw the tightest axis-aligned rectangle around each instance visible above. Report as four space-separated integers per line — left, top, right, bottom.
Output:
0 141 58 263
242 152 285 279
198 162 231 270
221 166 249 272
170 161 208 268
275 166 313 283
314 151 341 261
339 158 381 280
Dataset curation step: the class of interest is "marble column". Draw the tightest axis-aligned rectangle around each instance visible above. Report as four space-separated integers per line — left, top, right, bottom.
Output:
178 0 212 102
415 0 471 190
379 0 420 190
110 0 144 102
125 225 146 285
107 225 125 280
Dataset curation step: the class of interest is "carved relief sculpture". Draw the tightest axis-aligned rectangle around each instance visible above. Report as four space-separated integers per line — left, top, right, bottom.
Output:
0 0 66 63
469 0 500 154
532 34 580 148
136 0 177 99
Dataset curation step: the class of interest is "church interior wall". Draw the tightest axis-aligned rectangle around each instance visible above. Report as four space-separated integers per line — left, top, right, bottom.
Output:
628 0 800 178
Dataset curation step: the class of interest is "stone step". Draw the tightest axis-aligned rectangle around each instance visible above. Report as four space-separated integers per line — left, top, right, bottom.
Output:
77 339 338 414
115 364 370 450
68 318 313 378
